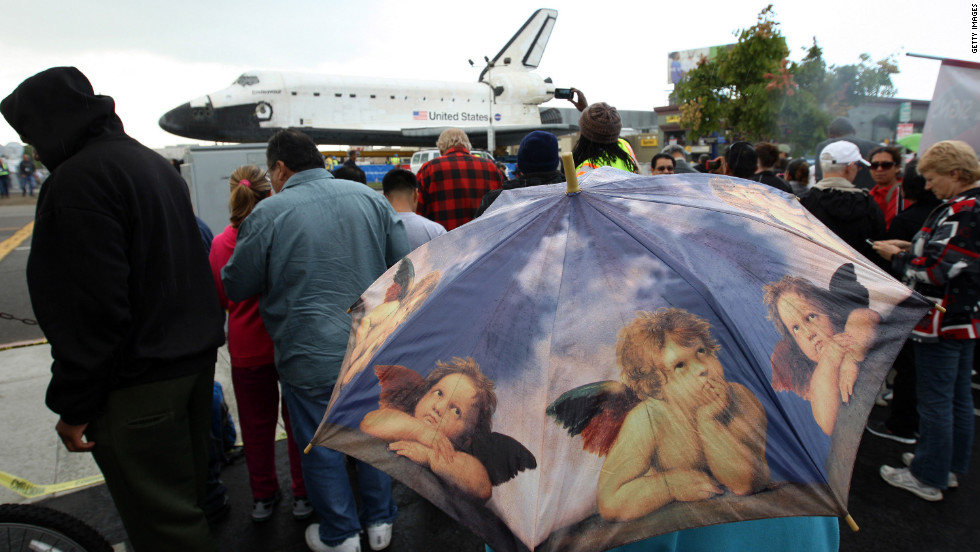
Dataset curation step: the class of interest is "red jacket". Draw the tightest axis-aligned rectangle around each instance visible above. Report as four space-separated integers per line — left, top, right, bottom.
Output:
869 182 903 229
210 225 275 367
416 147 503 230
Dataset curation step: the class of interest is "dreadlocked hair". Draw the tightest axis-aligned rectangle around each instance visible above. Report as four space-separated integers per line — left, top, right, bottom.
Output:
572 137 638 173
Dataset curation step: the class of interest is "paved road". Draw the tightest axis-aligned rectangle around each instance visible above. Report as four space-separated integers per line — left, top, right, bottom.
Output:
28 408 980 552
0 200 43 344
38 441 487 552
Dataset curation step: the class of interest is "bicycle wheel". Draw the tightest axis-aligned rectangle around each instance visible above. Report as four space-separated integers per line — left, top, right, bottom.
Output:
0 503 113 552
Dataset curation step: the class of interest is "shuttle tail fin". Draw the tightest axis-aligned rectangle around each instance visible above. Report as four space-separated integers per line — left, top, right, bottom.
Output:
480 8 558 81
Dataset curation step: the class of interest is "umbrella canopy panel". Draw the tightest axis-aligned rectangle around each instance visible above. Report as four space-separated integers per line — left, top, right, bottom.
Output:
896 132 922 152
316 170 930 552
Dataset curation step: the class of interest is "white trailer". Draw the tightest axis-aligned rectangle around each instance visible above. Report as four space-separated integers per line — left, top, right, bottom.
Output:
181 143 268 235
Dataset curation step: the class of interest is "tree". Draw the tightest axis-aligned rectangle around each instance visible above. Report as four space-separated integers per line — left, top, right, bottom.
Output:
674 5 900 154
676 5 788 142
823 53 898 117
779 45 898 154
777 41 832 154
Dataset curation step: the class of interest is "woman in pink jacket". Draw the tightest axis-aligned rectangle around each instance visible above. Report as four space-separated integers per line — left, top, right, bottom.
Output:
209 165 310 522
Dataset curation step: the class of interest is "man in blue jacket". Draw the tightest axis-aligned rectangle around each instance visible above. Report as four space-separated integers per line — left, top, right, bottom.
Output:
223 129 409 552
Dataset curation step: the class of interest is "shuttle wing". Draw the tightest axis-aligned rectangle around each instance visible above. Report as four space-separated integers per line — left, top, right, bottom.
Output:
480 8 558 81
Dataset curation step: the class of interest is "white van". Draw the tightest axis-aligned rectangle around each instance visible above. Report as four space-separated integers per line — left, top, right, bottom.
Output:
410 150 440 174
410 149 496 174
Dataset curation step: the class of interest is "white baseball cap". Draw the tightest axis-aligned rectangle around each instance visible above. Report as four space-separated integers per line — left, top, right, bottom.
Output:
820 141 870 166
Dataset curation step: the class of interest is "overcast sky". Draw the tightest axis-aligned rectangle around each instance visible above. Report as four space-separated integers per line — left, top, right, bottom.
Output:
1 0 976 149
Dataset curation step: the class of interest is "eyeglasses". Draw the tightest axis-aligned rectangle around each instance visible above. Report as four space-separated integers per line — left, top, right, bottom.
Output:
870 161 896 170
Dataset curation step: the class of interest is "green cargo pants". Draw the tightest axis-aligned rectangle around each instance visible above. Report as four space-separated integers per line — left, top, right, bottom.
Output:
86 366 217 552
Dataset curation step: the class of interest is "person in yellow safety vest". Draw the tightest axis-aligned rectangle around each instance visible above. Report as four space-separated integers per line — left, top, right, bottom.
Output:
0 157 9 198
325 155 337 172
573 102 639 177
391 153 400 168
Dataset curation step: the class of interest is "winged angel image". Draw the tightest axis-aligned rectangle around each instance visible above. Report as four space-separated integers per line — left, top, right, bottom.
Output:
361 358 537 502
548 308 769 521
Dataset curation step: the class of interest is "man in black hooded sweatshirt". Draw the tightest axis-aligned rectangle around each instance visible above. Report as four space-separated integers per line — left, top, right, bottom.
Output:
800 140 887 271
1 67 224 552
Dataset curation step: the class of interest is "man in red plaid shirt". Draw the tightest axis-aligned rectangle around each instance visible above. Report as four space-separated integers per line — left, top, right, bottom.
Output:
416 128 503 230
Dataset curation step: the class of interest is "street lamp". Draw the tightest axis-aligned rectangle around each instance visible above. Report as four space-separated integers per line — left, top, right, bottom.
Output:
483 56 496 153
469 57 497 153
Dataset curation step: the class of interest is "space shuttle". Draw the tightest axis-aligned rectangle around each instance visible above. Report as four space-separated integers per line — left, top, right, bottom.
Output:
158 9 574 147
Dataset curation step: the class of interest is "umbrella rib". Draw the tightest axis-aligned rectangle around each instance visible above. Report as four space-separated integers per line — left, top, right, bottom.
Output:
531 200 576 549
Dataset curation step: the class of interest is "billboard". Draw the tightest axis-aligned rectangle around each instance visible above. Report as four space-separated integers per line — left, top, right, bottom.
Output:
668 44 735 85
919 58 980 154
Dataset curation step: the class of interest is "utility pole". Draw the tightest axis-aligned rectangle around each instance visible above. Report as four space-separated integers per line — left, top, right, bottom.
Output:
484 56 496 153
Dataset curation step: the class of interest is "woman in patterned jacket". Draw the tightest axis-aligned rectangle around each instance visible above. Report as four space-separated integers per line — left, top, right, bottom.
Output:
873 140 980 502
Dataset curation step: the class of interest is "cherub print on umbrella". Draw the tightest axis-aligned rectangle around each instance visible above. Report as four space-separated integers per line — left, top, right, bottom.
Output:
360 359 536 502
761 262 902 494
763 264 879 435
337 259 442 392
541 269 922 551
310 170 933 552
547 308 770 523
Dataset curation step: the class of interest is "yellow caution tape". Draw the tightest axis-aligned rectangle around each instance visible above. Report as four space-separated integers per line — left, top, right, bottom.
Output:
0 470 104 498
0 339 48 352
2 432 289 497
0 355 290 497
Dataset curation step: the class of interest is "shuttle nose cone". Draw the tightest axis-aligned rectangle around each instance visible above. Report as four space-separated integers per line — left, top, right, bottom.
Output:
159 102 194 136
158 95 265 142
159 97 216 139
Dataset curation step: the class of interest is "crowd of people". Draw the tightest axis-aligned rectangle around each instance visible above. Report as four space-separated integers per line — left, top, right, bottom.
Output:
3 65 977 552
0 152 46 198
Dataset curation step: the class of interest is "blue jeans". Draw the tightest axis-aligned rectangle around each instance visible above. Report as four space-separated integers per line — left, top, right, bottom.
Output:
21 174 34 196
911 339 975 488
281 380 397 546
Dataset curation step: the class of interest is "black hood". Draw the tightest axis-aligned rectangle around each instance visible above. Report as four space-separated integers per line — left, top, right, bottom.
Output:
1 67 124 170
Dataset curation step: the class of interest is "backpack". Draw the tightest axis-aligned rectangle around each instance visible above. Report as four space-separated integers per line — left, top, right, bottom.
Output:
210 381 239 463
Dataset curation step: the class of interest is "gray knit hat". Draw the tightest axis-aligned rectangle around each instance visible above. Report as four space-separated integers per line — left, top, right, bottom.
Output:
578 102 622 144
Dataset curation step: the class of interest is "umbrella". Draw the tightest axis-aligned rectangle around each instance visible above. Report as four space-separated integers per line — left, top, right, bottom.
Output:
311 166 932 552
896 133 922 152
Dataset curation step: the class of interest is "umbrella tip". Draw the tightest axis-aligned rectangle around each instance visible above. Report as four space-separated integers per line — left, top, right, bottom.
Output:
844 514 859 532
303 443 313 454
561 152 580 195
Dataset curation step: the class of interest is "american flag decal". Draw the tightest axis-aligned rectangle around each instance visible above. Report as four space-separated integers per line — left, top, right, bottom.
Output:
413 111 428 120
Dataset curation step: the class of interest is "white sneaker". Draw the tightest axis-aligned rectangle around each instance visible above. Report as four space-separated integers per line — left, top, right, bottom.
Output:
880 465 943 501
901 452 958 488
305 524 361 552
366 522 393 551
293 496 314 520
